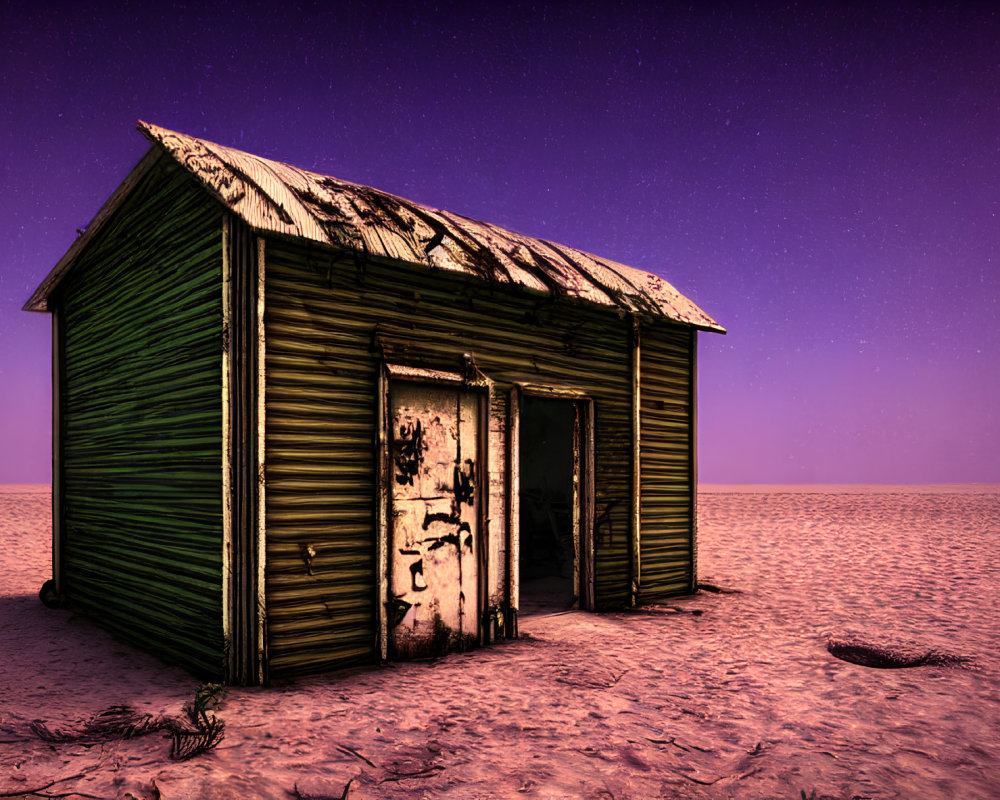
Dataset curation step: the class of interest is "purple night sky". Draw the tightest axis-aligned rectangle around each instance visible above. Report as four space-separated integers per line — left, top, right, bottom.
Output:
2 2 997 485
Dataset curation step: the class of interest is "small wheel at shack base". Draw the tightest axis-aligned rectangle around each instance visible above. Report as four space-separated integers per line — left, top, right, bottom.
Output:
39 579 65 609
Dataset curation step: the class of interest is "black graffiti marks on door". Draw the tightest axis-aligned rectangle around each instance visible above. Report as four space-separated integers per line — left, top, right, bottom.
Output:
393 419 426 486
389 384 479 659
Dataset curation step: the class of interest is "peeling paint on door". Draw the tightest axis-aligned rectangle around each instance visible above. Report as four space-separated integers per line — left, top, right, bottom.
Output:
389 383 480 659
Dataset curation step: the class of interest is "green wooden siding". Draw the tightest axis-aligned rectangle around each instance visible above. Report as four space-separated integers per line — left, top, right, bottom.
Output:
264 241 636 678
638 324 695 602
57 161 225 678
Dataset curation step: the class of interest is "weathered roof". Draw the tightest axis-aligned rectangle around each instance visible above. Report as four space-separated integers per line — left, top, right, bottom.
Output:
26 122 724 332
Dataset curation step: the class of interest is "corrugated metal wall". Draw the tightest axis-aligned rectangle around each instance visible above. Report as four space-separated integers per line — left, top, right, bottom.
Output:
263 240 635 678
637 324 695 602
57 161 225 678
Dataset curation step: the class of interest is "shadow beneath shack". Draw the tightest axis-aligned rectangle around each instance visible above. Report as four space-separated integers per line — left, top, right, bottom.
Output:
0 592 197 711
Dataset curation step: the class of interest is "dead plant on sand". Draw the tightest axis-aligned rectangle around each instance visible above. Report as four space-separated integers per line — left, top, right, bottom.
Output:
168 683 226 761
30 705 162 744
27 684 226 761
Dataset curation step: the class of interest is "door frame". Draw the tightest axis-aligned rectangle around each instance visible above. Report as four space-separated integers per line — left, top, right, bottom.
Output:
508 383 595 629
375 362 490 662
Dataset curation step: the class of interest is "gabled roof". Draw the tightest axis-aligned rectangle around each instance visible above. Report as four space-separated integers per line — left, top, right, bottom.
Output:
25 122 724 332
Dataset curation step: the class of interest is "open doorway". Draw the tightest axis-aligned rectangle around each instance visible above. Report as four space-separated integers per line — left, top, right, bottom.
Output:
518 395 579 615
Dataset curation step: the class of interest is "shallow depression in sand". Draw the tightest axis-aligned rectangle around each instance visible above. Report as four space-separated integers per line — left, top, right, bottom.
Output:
825 639 973 669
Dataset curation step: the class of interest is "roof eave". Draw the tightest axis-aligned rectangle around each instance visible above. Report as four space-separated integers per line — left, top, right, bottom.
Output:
634 309 726 335
23 146 164 312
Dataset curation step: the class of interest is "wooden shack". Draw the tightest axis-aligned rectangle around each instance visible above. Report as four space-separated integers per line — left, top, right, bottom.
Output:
25 122 725 684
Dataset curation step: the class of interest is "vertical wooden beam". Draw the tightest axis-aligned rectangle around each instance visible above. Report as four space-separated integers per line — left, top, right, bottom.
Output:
476 388 490 643
255 236 268 685
570 400 587 608
582 397 596 612
506 385 520 636
689 328 698 593
221 217 233 673
51 307 63 595
375 363 389 662
630 318 641 606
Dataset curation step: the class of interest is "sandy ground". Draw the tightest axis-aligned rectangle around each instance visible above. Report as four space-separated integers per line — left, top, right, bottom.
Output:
2 484 999 800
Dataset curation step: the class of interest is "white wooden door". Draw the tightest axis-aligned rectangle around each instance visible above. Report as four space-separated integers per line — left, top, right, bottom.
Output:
388 382 480 659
